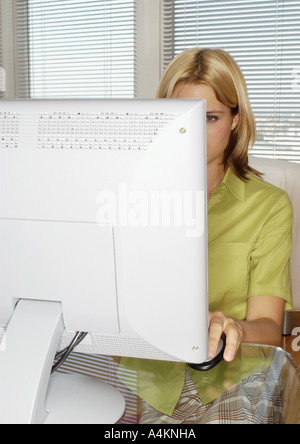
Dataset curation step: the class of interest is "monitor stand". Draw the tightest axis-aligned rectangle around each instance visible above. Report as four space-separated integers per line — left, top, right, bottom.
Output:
0 299 125 424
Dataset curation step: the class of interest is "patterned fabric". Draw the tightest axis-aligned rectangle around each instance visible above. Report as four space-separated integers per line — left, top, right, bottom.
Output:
139 368 284 424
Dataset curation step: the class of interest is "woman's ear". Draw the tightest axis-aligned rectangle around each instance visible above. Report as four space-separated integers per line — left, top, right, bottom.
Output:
231 113 240 131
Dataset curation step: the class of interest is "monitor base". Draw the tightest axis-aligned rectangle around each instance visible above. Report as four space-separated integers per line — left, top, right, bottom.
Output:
0 299 125 424
44 372 125 424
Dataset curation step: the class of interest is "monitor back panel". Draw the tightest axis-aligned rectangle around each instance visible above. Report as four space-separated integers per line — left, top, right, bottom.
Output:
0 99 208 363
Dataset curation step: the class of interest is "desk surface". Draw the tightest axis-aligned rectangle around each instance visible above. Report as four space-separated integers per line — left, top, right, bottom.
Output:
59 342 300 424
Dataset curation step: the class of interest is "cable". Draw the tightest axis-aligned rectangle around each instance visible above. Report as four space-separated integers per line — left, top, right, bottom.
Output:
53 332 87 361
51 331 88 374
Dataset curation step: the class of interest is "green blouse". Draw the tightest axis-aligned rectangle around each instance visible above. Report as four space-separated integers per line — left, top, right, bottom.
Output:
119 168 293 416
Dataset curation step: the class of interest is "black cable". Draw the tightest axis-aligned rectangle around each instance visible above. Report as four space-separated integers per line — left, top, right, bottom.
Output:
51 331 88 374
54 332 87 360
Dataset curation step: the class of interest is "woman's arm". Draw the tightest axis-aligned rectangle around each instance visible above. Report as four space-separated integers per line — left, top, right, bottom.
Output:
209 294 285 362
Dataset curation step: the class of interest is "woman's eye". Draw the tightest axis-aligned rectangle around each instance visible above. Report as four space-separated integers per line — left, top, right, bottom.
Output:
206 115 218 122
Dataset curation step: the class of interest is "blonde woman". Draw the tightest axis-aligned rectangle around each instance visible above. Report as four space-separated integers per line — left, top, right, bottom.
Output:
120 48 293 423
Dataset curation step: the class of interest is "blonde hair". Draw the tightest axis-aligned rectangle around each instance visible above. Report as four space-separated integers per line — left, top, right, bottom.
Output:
157 48 259 179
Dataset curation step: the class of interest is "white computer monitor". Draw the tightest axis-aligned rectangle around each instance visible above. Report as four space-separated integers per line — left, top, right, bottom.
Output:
0 98 209 424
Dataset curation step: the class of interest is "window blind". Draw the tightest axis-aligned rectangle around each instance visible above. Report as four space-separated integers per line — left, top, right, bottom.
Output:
163 0 300 162
15 0 136 99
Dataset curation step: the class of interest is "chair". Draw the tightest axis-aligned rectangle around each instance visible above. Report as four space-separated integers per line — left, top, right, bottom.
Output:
249 155 300 333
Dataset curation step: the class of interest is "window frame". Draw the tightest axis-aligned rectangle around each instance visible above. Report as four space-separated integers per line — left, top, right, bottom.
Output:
0 0 163 100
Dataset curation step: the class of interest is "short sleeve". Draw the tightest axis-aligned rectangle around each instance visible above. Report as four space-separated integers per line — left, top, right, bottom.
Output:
248 191 293 310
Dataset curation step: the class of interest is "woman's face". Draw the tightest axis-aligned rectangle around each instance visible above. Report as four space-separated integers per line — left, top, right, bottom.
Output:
172 83 239 168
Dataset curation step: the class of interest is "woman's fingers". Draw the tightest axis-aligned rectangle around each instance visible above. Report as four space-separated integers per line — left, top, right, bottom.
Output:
208 311 224 358
223 323 243 362
209 312 244 362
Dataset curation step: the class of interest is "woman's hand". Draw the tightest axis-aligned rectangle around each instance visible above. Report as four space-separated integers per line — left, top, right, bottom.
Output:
208 296 285 362
209 311 244 362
